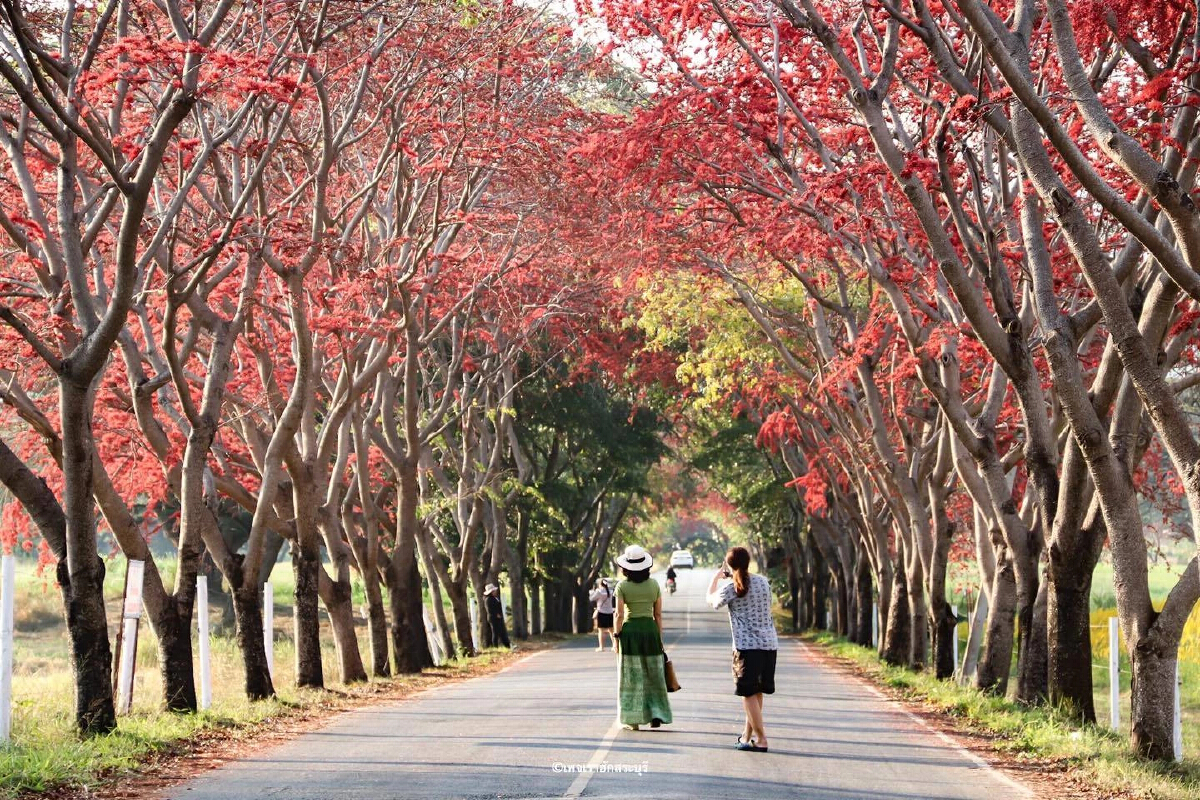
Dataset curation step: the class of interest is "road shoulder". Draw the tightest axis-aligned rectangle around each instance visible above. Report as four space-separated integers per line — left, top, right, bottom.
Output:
798 634 1128 800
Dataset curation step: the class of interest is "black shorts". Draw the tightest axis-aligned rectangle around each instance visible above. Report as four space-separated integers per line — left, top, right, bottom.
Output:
596 612 614 629
733 649 777 696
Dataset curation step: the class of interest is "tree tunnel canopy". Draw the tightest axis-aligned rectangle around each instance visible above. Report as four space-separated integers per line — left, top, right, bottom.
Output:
0 0 1198 762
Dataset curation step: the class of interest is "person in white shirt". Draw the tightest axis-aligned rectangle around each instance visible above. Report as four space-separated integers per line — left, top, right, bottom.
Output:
589 578 617 651
707 546 778 752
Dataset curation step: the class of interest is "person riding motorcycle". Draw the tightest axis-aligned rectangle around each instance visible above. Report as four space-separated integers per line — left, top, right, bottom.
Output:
666 565 678 594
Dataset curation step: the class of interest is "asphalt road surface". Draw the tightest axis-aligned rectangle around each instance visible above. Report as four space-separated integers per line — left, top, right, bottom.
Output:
170 569 1032 800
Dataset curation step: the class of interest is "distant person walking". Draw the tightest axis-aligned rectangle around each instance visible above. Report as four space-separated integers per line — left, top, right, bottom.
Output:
707 546 777 752
589 578 617 651
613 545 672 730
484 583 511 649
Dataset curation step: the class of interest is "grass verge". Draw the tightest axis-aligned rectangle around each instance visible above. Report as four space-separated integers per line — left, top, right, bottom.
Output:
805 630 1200 800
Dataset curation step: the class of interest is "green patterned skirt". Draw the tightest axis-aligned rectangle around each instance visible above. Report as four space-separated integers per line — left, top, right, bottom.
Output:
616 617 673 726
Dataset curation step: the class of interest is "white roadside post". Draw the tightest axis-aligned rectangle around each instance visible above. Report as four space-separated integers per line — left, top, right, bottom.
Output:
117 559 146 714
469 595 480 651
1174 663 1183 761
1109 616 1120 730
0 554 15 742
871 602 878 648
951 604 959 676
263 582 274 679
196 575 212 710
423 606 444 665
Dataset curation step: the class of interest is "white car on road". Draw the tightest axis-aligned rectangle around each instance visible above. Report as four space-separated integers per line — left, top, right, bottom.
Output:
669 549 694 569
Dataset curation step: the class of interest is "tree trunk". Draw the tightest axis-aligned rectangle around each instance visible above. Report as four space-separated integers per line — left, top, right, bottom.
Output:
933 603 957 680
232 581 275 700
854 557 873 647
1047 567 1096 720
392 459 433 672
529 578 542 636
930 514 956 679
61 556 117 734
390 550 433 672
319 572 367 684
881 566 910 667
572 579 592 634
1130 646 1179 760
446 578 476 657
832 571 850 637
1014 566 1048 705
292 543 324 689
509 517 529 639
960 590 988 684
542 580 571 633
976 545 1017 695
813 548 829 630
363 572 391 677
153 605 197 712
906 557 929 669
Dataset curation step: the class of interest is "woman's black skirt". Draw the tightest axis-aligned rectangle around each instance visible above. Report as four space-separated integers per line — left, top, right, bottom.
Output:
596 611 614 629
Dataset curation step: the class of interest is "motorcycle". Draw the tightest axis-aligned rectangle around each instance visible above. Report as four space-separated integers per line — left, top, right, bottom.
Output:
666 577 677 594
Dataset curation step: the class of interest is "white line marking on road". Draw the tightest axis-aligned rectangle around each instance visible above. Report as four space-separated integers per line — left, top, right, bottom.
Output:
793 640 1034 799
565 590 692 799
562 718 622 799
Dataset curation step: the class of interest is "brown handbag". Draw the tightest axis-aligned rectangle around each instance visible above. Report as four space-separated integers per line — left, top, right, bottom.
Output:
663 654 681 692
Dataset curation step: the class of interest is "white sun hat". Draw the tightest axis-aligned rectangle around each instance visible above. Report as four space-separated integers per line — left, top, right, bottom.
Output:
614 544 653 571
484 583 499 594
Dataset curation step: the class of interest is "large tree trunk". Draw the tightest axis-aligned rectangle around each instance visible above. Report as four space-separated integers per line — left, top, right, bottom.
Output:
318 571 367 683
832 570 850 637
232 581 275 700
153 603 197 712
1131 646 1180 760
542 580 571 633
854 556 873 647
976 545 1017 695
572 579 592 634
390 550 434 672
292 541 324 689
960 589 988 684
363 571 391 677
392 460 433 673
61 380 117 735
1014 565 1048 705
61 557 116 734
445 578 476 657
906 555 929 669
813 547 829 630
509 515 530 639
1047 564 1096 720
529 578 542 636
881 565 910 667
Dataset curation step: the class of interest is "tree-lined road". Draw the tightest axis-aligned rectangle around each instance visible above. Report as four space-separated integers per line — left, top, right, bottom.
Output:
170 570 1031 800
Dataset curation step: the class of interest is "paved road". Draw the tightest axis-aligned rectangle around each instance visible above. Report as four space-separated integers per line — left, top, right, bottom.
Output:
170 569 1032 800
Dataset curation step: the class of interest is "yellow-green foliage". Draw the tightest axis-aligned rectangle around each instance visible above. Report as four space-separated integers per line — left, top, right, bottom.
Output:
632 271 810 409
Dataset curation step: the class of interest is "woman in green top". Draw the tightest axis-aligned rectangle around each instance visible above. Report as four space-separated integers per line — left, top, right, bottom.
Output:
612 544 672 730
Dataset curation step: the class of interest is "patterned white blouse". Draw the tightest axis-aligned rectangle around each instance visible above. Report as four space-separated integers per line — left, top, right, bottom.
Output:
709 573 779 651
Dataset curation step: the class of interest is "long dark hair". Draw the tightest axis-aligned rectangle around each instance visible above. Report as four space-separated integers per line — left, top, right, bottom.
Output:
726 546 751 597
622 566 651 583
